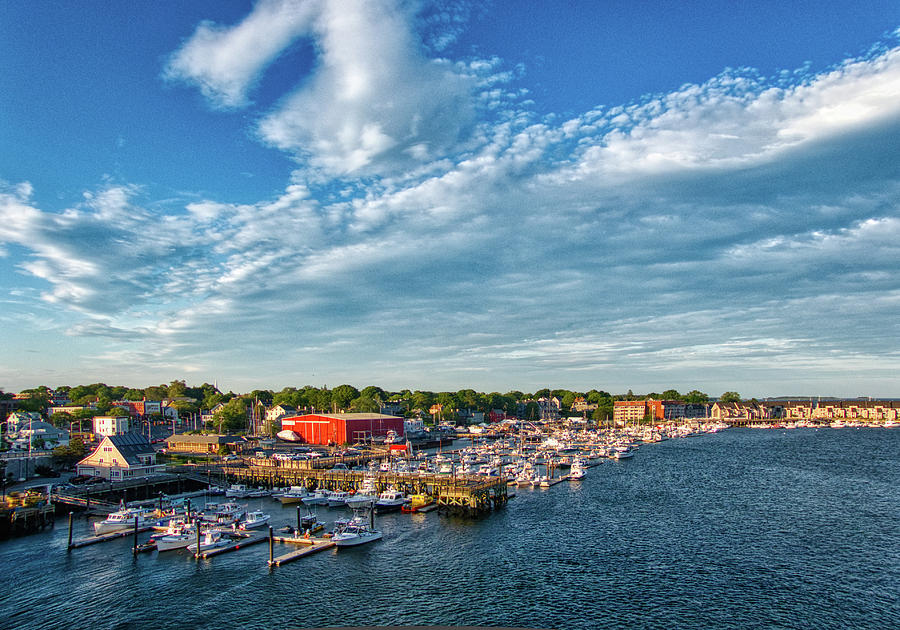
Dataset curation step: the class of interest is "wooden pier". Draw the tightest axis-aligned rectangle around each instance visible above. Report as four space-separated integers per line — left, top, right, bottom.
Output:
269 536 335 566
198 531 269 558
222 465 508 517
68 526 154 548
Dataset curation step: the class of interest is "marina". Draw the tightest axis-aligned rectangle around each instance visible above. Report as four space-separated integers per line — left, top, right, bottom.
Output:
1 426 898 629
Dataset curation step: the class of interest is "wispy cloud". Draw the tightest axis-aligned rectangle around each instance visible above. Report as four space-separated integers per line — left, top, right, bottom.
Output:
4 5 900 394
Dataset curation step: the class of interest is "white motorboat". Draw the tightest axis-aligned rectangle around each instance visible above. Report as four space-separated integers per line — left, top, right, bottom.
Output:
225 484 252 498
568 460 586 480
277 486 308 505
201 501 247 523
154 521 199 552
327 491 350 507
93 506 157 534
374 488 407 514
345 492 375 509
239 510 271 530
333 517 383 547
186 530 228 554
301 490 329 506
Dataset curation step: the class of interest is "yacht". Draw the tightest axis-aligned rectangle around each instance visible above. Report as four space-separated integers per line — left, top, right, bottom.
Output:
93 506 157 534
374 488 407 514
153 521 199 552
225 484 252 498
333 516 383 547
239 510 271 529
186 530 228 554
301 490 329 506
277 486 308 505
568 459 586 480
326 490 350 507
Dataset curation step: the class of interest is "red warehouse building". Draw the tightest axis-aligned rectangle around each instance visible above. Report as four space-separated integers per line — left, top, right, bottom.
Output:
280 413 405 445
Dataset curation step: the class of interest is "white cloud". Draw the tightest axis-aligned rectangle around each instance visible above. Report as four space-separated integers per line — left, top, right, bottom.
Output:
164 0 318 109
256 0 477 175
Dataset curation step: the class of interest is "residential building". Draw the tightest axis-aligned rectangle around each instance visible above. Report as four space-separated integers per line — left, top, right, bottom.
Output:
265 404 296 422
93 415 130 438
76 432 164 480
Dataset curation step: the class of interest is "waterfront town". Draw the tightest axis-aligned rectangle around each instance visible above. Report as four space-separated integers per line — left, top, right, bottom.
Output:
1 382 897 541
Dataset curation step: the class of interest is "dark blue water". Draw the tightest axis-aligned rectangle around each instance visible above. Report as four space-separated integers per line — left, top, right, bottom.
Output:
1 428 897 629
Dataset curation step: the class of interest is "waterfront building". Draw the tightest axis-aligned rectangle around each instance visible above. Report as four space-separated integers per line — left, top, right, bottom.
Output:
280 413 405 445
93 415 130 438
76 432 165 480
710 401 768 421
6 420 69 449
163 433 244 454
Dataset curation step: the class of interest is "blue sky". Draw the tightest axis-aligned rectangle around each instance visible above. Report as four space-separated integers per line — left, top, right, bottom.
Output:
2 1 900 398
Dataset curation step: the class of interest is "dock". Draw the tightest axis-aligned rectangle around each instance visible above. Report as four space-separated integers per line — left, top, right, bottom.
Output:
221 466 509 517
268 536 335 566
199 531 269 558
69 526 154 548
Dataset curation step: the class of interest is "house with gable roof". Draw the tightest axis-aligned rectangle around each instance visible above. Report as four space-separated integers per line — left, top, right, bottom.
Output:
76 432 165 480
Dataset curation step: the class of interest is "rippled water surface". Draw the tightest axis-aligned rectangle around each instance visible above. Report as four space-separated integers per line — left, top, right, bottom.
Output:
1 428 898 629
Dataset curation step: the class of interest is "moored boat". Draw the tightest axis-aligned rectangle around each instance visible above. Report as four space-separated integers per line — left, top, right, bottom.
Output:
332 516 382 547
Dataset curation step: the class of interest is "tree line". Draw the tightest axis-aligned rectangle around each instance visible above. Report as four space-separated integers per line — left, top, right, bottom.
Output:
5 382 730 433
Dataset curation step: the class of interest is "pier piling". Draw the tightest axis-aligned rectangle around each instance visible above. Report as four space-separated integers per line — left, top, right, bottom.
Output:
268 526 274 566
67 513 73 550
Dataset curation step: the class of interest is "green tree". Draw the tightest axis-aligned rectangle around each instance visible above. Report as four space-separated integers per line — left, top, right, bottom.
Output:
719 391 741 403
684 390 709 404
661 389 682 400
49 412 73 428
331 385 360 411
213 398 248 434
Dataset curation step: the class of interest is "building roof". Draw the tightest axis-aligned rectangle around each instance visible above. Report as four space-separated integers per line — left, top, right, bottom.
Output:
165 433 243 445
289 412 402 421
106 432 155 466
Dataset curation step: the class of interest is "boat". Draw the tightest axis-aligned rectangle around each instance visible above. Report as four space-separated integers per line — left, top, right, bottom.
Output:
201 501 247 523
277 486 308 505
332 516 383 547
239 510 271 530
93 506 157 534
401 494 434 513
327 491 350 507
186 530 228 554
225 484 252 498
154 521 200 552
374 488 407 514
301 490 329 506
299 511 325 534
345 492 375 509
568 459 586 480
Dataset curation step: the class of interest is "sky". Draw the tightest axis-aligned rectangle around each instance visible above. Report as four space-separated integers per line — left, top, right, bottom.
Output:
2 1 900 398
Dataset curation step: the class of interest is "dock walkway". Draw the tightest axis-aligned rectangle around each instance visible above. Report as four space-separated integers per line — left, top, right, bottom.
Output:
269 536 335 566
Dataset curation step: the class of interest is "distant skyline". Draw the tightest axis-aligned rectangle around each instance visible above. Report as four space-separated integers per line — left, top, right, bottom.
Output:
2 1 900 398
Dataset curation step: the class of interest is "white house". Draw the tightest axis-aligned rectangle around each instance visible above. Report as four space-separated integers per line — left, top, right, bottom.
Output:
76 432 164 480
266 404 296 422
8 420 70 450
93 415 130 438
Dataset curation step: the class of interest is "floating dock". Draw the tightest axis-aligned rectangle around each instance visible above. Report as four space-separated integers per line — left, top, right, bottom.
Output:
69 526 154 548
198 531 269 558
268 537 335 566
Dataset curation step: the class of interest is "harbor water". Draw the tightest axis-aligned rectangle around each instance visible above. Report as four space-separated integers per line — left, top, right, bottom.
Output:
1 427 897 629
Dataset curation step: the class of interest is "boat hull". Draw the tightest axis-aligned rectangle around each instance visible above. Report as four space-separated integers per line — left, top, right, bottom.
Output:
334 531 383 547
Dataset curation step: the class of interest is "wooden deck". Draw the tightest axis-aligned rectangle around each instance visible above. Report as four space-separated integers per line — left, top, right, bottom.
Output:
221 466 509 516
268 537 335 566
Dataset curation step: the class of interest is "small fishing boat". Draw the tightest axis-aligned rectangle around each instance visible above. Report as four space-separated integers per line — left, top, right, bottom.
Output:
301 490 329 506
239 510 271 530
374 488 407 514
332 516 382 547
186 530 228 554
277 486 308 505
93 506 157 534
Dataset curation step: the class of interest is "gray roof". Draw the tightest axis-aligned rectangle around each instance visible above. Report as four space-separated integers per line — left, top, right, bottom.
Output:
107 432 155 465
